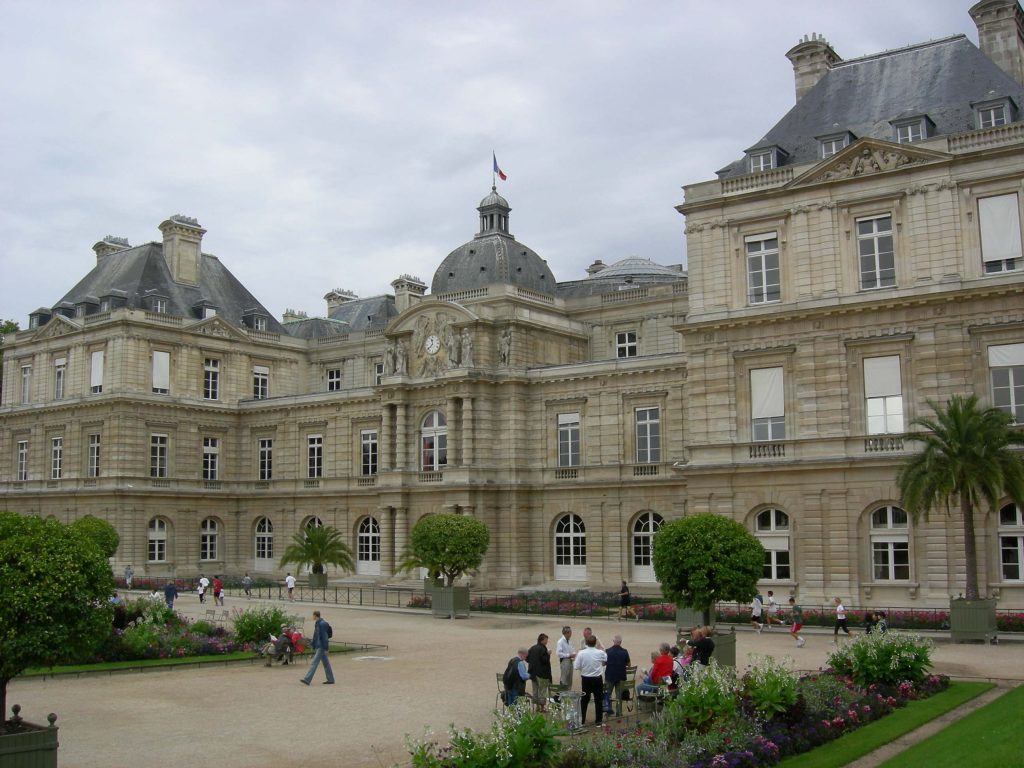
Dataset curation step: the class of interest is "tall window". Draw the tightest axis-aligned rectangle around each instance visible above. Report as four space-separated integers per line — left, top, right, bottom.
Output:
870 505 910 581
255 517 274 561
979 193 1021 274
751 367 785 441
87 433 101 478
374 362 384 386
999 503 1024 581
200 518 218 561
357 517 381 575
148 518 167 562
150 434 168 478
20 365 31 404
90 350 104 393
857 215 895 290
864 355 904 434
307 434 323 478
616 331 638 358
53 358 66 400
327 368 342 391
420 411 447 471
50 437 63 480
746 233 780 304
258 438 273 480
360 429 378 476
634 407 661 463
16 440 28 481
755 508 791 580
554 514 587 580
253 365 269 399
557 413 580 467
152 350 170 394
202 437 219 481
203 358 220 400
989 343 1024 424
632 511 663 582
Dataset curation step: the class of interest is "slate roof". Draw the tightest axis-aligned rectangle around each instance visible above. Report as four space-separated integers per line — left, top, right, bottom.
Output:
280 316 351 340
326 294 398 331
718 35 1024 179
52 243 286 333
557 256 686 299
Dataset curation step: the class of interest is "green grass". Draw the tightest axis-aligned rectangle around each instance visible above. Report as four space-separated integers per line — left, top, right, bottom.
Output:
879 684 1024 767
777 681 993 768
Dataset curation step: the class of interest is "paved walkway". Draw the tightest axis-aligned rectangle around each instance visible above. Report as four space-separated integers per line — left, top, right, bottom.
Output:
8 597 1023 768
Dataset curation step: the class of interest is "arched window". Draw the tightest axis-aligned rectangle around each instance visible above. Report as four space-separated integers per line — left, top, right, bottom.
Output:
356 516 381 576
148 518 167 563
998 502 1024 581
254 517 274 566
870 505 909 581
755 508 791 580
305 516 323 530
421 411 447 471
632 511 664 582
200 517 218 561
554 514 586 580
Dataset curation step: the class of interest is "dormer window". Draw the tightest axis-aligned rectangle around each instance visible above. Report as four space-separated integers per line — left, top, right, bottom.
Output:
973 97 1015 130
151 298 167 314
891 115 933 144
817 131 854 159
749 151 774 172
193 301 218 320
242 309 268 331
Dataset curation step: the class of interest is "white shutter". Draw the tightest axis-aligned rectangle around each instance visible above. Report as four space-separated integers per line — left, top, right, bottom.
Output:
989 343 1024 366
90 350 104 389
750 367 785 418
153 351 170 390
979 194 1023 263
864 356 902 397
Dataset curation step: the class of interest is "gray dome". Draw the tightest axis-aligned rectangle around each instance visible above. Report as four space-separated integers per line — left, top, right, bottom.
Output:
479 188 509 208
431 235 556 295
587 256 682 281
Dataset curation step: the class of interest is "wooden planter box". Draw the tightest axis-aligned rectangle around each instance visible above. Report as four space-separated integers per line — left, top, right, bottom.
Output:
432 585 470 619
0 709 59 768
950 597 997 643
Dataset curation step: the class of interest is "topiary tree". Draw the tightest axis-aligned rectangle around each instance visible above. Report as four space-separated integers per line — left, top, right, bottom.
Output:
0 512 114 721
652 514 764 626
69 515 120 559
278 524 353 576
399 513 490 587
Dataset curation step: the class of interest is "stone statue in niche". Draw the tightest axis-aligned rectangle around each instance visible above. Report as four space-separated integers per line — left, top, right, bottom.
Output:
498 328 512 365
395 340 408 375
384 341 396 375
445 329 460 368
460 329 474 367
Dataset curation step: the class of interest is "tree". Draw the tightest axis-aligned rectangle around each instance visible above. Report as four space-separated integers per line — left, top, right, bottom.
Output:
897 394 1024 600
70 516 120 559
652 514 764 626
0 513 114 721
399 514 489 586
277 524 353 575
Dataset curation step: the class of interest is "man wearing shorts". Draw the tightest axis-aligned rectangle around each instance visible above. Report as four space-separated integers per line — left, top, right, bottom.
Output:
788 597 805 647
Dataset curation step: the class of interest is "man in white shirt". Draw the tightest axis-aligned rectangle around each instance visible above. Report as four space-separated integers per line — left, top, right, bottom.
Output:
285 572 296 602
580 626 605 651
555 626 575 688
573 635 608 725
197 574 210 604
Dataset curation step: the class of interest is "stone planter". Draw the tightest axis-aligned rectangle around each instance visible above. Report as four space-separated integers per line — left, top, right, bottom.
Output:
0 707 58 768
950 597 998 643
710 627 736 667
307 572 327 589
432 585 470 619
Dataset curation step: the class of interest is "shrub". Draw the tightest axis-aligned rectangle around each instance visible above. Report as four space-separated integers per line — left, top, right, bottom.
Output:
230 606 296 644
190 620 216 636
659 661 740 735
827 631 933 686
796 673 862 716
741 654 799 720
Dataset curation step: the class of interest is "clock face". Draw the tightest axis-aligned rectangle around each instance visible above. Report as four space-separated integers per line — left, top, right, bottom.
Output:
425 334 440 355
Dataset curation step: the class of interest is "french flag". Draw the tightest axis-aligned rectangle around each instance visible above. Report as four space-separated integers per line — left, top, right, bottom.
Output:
493 152 507 181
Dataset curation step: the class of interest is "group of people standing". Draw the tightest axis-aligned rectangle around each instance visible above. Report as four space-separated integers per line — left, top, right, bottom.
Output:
503 622 716 726
195 574 225 606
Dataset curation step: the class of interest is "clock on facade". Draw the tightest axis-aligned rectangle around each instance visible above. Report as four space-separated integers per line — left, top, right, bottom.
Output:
424 334 441 355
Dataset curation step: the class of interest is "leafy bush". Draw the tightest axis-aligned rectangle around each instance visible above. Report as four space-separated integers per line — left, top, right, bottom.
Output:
796 673 861 716
659 661 740 735
230 605 296 644
741 654 799 719
69 516 120 558
827 631 933 686
190 620 216 635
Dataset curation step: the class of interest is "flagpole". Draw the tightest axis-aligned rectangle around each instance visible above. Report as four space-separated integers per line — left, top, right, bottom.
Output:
492 150 495 187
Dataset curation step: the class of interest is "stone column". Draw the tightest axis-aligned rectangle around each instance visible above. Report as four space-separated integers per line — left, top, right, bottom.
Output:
396 402 407 470
394 507 409 564
447 396 460 465
381 404 393 470
378 506 395 576
462 396 474 466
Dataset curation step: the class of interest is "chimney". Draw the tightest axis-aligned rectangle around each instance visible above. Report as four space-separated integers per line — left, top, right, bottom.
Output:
785 33 842 102
159 215 205 286
586 259 607 276
92 235 131 261
324 288 359 315
971 0 1024 87
390 274 427 313
282 308 308 324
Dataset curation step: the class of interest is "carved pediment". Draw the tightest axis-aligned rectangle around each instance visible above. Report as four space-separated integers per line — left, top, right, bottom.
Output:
187 315 248 341
31 315 80 340
382 303 481 378
790 139 951 188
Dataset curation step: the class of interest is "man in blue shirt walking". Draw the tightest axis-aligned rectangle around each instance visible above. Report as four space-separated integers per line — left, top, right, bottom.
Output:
300 610 335 686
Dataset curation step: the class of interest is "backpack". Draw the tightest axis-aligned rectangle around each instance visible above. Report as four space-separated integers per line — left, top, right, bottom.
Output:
502 657 520 692
324 621 333 639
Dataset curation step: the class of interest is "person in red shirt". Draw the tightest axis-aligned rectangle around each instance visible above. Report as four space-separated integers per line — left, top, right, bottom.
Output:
638 643 673 693
212 576 224 606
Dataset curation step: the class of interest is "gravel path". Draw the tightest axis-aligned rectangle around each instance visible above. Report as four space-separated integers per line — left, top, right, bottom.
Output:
8 597 1022 768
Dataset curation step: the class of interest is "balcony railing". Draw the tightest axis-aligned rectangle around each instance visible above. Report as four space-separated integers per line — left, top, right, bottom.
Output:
554 468 578 480
864 436 905 453
749 442 786 459
633 464 659 477
418 471 444 483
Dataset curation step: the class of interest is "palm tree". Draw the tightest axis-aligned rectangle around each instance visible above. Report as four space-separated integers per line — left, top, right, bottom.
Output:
897 394 1024 599
278 525 354 578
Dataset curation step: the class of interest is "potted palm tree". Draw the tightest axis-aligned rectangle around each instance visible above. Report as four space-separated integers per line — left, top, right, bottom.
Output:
897 394 1024 642
278 525 353 590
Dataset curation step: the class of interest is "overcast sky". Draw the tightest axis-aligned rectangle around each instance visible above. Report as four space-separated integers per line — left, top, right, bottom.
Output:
0 1 975 326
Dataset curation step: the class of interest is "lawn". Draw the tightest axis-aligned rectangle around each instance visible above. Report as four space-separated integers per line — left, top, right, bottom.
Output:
777 681 993 768
878 683 1024 767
